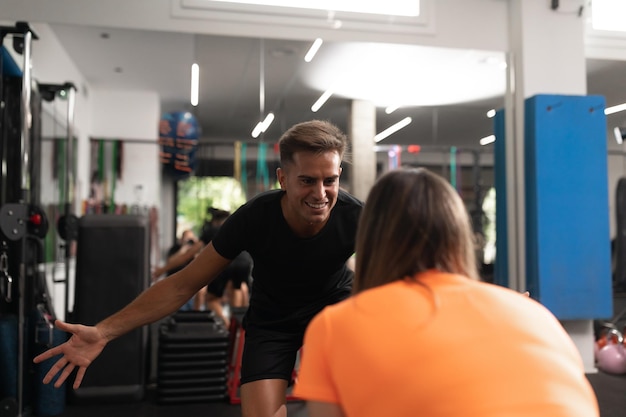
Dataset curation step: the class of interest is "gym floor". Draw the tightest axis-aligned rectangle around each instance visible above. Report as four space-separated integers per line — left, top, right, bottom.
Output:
51 373 626 417
50 295 626 417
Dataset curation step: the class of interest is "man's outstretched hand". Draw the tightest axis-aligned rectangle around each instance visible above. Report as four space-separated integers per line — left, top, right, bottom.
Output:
33 320 108 389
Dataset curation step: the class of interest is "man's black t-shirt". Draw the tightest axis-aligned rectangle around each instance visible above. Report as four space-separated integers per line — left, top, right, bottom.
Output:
211 189 363 330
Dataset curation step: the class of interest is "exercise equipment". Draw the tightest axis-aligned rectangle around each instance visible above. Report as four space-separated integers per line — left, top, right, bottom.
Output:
614 177 626 291
0 22 40 417
39 82 78 321
70 214 150 403
0 398 17 417
596 328 626 374
157 311 229 404
256 142 270 192
32 306 66 417
0 315 18 402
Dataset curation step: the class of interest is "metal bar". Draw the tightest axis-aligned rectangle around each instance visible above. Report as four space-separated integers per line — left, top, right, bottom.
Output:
65 85 75 207
64 84 76 320
18 28 34 417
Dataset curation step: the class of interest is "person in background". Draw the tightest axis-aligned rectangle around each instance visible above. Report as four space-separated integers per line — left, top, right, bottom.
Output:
34 119 363 417
223 250 253 308
163 229 198 311
151 207 229 280
202 209 254 310
165 229 198 275
197 250 253 327
190 208 230 314
159 209 253 325
293 167 599 417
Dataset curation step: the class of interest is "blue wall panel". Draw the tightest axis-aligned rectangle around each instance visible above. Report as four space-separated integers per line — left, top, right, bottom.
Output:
495 94 612 319
525 94 612 319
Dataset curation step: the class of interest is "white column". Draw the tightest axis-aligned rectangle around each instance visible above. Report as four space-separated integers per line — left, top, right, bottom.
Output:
508 0 594 372
348 100 377 202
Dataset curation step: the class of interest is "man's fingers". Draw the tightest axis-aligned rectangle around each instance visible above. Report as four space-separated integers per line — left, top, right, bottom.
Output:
33 346 61 364
55 363 75 388
74 367 87 389
54 320 76 333
43 357 67 384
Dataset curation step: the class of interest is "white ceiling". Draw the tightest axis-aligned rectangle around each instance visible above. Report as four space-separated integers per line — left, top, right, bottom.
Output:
44 23 507 148
6 0 626 149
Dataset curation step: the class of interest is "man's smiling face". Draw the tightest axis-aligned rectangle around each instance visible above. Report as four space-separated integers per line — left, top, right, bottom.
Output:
277 150 342 237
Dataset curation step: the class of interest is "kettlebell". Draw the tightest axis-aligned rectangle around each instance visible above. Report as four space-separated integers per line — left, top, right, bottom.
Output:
595 323 620 353
596 328 626 374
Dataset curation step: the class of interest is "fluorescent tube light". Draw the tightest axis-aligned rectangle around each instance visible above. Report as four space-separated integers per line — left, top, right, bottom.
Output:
605 103 626 115
614 127 623 145
251 112 275 138
261 112 275 131
304 38 323 63
190 63 199 106
479 135 495 146
311 90 333 112
374 117 412 142
385 105 400 114
251 122 264 138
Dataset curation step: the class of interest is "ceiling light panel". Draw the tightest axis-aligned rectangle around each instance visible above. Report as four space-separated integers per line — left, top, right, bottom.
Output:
205 0 420 16
303 42 506 107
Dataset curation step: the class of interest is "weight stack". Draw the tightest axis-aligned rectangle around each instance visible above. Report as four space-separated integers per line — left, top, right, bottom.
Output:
0 315 18 400
70 214 150 403
157 312 229 404
34 326 68 417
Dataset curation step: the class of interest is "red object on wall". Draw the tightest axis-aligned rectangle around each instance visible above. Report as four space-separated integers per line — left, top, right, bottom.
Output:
407 144 421 154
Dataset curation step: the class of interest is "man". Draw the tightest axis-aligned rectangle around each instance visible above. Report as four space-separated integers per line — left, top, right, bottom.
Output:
33 119 363 417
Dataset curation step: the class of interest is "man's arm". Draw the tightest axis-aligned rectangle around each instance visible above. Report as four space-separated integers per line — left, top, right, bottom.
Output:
34 243 231 389
100 242 230 338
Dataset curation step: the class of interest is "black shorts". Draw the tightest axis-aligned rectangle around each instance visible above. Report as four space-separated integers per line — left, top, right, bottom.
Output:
207 252 252 295
240 324 304 385
218 261 251 290
206 274 228 297
223 252 252 290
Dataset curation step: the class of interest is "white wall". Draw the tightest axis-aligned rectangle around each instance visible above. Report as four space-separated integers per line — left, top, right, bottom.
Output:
90 90 159 140
90 89 161 206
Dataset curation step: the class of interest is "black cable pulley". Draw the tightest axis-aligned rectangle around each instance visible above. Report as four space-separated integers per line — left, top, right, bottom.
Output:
56 213 79 242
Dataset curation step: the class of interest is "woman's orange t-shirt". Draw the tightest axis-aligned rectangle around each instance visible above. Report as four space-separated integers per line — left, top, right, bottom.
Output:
293 271 599 417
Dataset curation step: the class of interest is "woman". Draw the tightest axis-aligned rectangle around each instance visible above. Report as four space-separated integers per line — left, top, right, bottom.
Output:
293 168 599 417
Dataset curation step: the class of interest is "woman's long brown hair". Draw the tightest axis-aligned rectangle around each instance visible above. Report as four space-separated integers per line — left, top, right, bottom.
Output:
353 168 479 294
